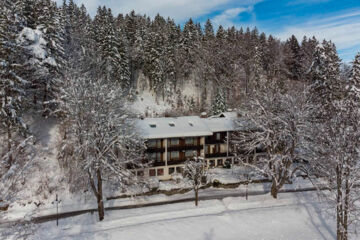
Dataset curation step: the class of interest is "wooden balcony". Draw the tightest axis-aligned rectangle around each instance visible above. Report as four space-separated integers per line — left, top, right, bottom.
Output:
205 152 234 158
205 139 226 145
167 159 187 166
167 144 203 152
146 147 165 153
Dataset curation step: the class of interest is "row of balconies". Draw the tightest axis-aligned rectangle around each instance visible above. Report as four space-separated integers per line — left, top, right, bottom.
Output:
150 153 235 167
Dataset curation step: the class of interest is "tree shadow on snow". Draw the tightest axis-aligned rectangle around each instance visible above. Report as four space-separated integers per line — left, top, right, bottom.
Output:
203 227 215 240
296 192 336 240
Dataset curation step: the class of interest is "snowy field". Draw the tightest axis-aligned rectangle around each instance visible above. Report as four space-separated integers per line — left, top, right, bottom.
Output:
27 192 344 240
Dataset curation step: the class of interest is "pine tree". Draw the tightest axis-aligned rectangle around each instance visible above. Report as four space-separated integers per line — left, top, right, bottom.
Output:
0 0 28 165
300 36 318 82
309 40 341 121
212 89 227 115
204 19 214 41
284 35 302 80
179 18 200 77
93 7 130 88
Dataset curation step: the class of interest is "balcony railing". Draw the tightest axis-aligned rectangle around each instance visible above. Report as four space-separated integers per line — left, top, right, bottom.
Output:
167 144 203 152
153 161 166 167
205 139 226 145
146 147 165 153
167 159 187 165
205 153 234 158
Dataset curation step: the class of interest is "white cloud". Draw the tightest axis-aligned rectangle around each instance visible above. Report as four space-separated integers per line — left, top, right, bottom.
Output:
286 0 330 6
275 9 360 61
212 7 252 28
56 0 261 22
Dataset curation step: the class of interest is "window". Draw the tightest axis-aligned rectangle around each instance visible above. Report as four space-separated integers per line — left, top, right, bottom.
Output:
137 171 144 176
148 139 162 148
169 167 175 175
217 159 223 166
167 151 180 160
185 150 194 158
148 140 157 148
169 151 179 160
157 168 164 176
170 138 179 146
149 169 156 177
209 160 215 167
185 137 194 145
149 152 161 161
169 122 175 127
216 133 221 140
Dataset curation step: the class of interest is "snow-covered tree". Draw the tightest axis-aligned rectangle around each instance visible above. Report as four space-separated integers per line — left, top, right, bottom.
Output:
184 155 207 206
58 67 145 221
92 7 130 88
308 40 342 121
212 89 227 115
284 35 302 80
305 52 360 240
0 0 29 165
232 76 310 198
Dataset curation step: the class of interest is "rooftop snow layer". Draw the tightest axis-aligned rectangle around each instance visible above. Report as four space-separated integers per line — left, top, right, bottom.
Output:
136 116 213 139
135 113 249 139
202 117 236 132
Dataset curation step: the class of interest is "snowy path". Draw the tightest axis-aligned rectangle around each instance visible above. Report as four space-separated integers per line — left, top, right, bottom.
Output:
32 192 341 240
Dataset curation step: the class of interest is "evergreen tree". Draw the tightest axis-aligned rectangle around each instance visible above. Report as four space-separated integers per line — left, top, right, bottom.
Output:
212 89 227 115
179 18 200 76
93 7 130 88
309 40 341 120
204 19 214 41
284 35 302 80
0 0 28 164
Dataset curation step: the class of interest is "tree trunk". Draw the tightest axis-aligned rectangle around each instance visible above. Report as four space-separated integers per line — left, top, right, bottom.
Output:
7 121 12 166
336 165 343 240
195 189 199 206
270 178 278 199
88 170 105 222
97 169 104 221
343 169 350 240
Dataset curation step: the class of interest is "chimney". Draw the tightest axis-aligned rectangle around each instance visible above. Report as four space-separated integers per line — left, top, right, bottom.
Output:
200 112 207 118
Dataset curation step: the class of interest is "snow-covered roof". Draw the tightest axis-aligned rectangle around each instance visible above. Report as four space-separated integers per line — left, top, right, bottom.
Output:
135 116 213 139
135 112 245 139
202 118 236 132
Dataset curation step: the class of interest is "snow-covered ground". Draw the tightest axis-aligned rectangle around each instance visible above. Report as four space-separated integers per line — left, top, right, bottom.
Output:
30 192 341 240
128 91 172 116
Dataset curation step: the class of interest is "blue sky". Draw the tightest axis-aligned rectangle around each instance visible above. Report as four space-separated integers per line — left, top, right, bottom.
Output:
57 0 360 62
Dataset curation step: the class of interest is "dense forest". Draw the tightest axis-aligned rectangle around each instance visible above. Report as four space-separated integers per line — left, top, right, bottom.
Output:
1 0 345 117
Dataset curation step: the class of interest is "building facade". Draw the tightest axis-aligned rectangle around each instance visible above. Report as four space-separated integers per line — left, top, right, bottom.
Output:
135 113 238 180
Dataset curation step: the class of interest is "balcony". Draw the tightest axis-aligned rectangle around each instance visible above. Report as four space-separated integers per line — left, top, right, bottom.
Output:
205 139 226 145
146 147 165 153
167 159 187 166
205 153 234 158
152 160 166 167
167 144 203 152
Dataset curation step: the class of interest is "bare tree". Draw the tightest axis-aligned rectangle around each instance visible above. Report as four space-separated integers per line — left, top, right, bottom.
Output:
232 76 310 198
58 72 145 221
184 155 207 206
